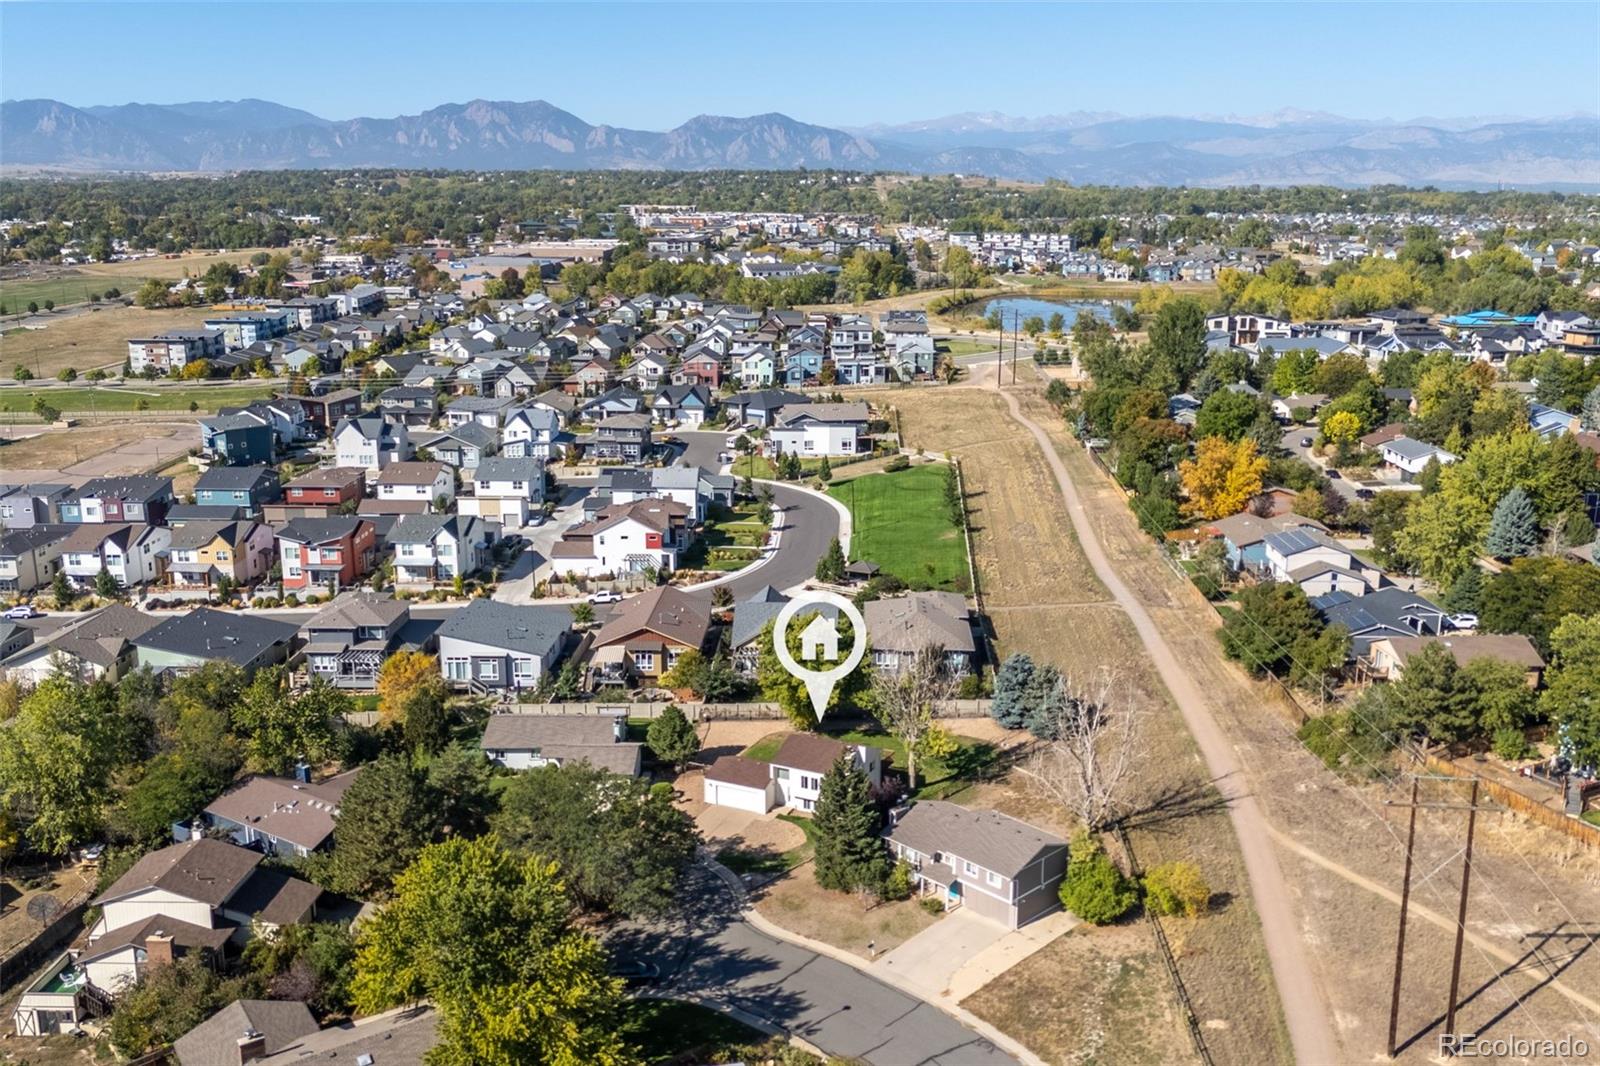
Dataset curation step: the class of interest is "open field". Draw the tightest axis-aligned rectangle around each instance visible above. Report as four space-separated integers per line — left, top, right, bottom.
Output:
0 247 278 311
888 377 1291 1066
0 382 276 414
827 463 968 590
1005 363 1600 1062
0 304 218 378
0 421 196 480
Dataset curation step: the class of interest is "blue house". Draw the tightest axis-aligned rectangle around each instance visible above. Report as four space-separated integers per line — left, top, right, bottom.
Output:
193 465 283 516
199 412 275 466
784 348 824 385
1205 511 1327 573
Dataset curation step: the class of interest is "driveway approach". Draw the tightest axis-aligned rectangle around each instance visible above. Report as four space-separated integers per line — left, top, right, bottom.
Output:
608 865 1019 1066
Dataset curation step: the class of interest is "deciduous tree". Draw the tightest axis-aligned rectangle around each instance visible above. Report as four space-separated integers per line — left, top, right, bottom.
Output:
869 645 955 791
1178 436 1268 520
645 703 699 771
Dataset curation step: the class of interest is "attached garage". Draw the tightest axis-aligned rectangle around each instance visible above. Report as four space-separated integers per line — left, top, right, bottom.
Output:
703 755 775 814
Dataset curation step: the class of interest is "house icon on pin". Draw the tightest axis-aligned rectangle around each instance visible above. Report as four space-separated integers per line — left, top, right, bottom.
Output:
799 613 841 661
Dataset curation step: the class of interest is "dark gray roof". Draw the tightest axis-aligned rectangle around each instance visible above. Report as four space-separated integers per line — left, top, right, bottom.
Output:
436 599 570 657
863 591 975 656
94 838 262 906
1312 588 1446 654
174 999 319 1066
75 474 172 501
165 519 247 551
730 587 838 650
479 714 642 775
888 801 1067 879
0 524 71 556
135 608 298 665
253 1007 437 1066
472 457 542 482
276 516 365 545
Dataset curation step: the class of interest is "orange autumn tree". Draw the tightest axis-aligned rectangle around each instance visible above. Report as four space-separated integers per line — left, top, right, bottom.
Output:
1179 436 1268 520
376 650 444 725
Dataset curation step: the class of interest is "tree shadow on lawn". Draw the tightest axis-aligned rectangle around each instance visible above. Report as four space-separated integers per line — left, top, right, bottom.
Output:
1118 778 1233 836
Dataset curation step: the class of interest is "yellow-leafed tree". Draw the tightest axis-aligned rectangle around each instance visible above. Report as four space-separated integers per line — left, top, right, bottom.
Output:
376 650 443 725
1179 436 1268 520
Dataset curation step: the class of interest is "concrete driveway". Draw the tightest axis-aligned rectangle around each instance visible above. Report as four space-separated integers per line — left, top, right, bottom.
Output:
873 908 1077 1001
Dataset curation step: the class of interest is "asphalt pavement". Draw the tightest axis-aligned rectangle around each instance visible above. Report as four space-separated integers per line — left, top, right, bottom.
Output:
608 864 1018 1066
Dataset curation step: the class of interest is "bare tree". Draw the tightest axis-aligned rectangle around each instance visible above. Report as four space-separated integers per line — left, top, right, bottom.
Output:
1018 669 1143 832
870 645 957 791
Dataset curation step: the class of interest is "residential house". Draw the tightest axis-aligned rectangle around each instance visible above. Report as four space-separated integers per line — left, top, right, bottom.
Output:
445 394 516 430
887 801 1068 928
199 411 275 466
0 604 155 685
678 348 724 389
377 385 441 426
651 383 713 426
193 771 359 858
0 483 71 530
588 584 714 687
60 475 174 525
276 517 377 592
734 347 777 388
164 519 274 590
59 523 170 589
581 414 653 464
1380 436 1458 481
729 585 835 676
437 599 572 692
273 468 366 519
1367 633 1545 685
390 514 491 587
550 499 690 578
126 328 226 374
374 462 455 512
0 525 69 596
418 421 499 470
501 406 564 461
1312 587 1448 658
1261 527 1384 599
172 1002 319 1066
767 402 869 458
564 357 617 395
133 608 298 676
703 734 881 815
287 389 363 437
480 713 643 775
1205 511 1329 572
172 1003 436 1066
864 591 977 676
332 415 412 473
459 457 544 527
723 389 808 428
300 592 422 689
193 465 282 516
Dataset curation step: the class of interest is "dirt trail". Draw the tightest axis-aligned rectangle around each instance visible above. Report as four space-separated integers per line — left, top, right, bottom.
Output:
980 363 1340 1064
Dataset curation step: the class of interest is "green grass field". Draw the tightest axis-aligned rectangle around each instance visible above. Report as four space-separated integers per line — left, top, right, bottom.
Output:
742 728 1000 801
2 383 277 413
939 339 997 357
827 463 968 590
0 278 132 312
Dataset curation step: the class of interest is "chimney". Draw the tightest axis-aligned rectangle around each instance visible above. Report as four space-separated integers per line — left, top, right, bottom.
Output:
144 931 174 968
237 1028 267 1064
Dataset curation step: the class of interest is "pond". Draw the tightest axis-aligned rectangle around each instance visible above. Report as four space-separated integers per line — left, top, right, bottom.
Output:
977 296 1127 331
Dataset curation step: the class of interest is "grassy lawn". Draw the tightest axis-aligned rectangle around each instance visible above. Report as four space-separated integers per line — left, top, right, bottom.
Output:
618 999 795 1065
827 463 968 590
730 454 776 479
681 502 767 572
716 816 815 877
939 338 997 357
742 728 1001 802
1583 811 1600 828
1 248 279 313
2 383 276 413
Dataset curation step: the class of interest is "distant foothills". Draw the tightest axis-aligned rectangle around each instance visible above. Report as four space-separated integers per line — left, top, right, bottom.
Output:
2 97 1597 190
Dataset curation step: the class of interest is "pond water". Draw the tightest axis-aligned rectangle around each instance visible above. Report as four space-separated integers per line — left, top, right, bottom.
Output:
977 296 1127 331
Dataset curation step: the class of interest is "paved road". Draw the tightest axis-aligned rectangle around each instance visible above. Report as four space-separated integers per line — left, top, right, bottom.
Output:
987 366 1338 1063
608 865 1017 1066
1278 424 1367 503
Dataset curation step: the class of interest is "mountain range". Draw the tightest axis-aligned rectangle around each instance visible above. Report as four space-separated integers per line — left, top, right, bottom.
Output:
3 97 1597 189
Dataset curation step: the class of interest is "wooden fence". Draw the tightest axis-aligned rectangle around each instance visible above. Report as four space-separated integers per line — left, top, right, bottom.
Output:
1421 753 1600 850
0 898 90 995
347 697 996 728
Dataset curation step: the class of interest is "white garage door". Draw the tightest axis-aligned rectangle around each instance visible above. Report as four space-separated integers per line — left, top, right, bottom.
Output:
705 780 768 814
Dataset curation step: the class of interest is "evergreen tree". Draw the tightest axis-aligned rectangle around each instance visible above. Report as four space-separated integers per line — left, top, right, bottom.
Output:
401 686 451 755
811 752 888 894
1441 566 1484 615
645 704 699 771
1023 663 1069 739
817 455 832 483
94 566 119 599
815 536 846 583
51 569 72 608
1484 486 1539 560
328 755 442 899
1582 383 1600 432
990 653 1035 729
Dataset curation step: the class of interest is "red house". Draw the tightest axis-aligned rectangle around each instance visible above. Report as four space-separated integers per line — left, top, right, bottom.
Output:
275 516 376 592
284 468 367 509
680 351 722 388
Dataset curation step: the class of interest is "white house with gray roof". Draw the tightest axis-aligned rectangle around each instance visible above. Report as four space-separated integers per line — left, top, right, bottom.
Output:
864 591 977 676
767 402 869 457
437 600 572 692
459 457 545 527
1379 436 1457 480
390 514 492 587
479 712 642 775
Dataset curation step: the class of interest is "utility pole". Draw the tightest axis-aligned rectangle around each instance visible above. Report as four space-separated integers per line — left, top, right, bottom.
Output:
1384 775 1498 1059
1443 779 1481 1052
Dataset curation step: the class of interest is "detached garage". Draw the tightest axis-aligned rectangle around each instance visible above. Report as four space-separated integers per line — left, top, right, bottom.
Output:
703 755 776 814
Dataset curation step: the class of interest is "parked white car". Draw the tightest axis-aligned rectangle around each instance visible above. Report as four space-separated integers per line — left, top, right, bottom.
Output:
588 590 624 604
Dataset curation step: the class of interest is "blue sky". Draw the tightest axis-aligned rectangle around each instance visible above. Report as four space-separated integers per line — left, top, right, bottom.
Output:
2 2 1591 127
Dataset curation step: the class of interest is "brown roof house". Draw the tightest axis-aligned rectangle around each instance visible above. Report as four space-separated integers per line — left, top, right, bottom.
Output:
589 584 714 687
479 711 643 775
1368 633 1546 687
887 801 1068 928
190 770 360 858
703 733 881 815
90 838 322 954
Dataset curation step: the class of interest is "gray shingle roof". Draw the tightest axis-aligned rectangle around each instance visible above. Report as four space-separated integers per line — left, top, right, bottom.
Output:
479 714 642 775
888 801 1067 879
174 1000 319 1066
195 465 278 492
135 608 298 665
863 591 975 656
436 599 571 657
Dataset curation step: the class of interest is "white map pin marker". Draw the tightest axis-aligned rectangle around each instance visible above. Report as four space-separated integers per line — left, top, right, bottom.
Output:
773 590 867 722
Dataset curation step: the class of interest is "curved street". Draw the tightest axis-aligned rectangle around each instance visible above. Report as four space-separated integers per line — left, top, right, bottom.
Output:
608 864 1019 1066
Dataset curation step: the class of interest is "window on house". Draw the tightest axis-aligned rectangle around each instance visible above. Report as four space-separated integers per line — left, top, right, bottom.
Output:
986 870 1001 887
633 651 654 671
445 658 467 680
964 860 978 876
477 660 500 681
